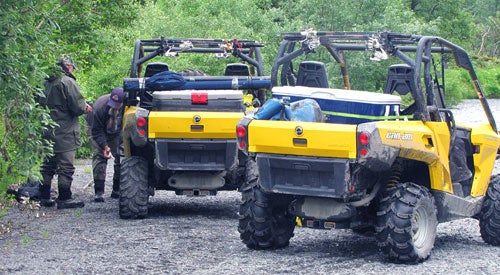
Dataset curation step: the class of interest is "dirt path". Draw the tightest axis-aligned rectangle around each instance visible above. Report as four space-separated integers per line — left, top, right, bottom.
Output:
0 158 499 274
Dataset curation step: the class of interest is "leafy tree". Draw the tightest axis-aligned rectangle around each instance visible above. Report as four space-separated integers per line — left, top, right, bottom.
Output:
0 0 141 188
0 1 59 187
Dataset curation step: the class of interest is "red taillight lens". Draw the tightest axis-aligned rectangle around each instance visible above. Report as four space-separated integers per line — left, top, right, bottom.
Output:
192 93 208 104
359 148 369 157
358 132 370 145
137 117 147 127
239 141 246 149
236 126 247 138
138 129 146 137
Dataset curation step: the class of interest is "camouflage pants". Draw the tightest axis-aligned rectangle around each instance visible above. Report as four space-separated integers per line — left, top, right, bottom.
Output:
40 149 76 200
90 134 121 191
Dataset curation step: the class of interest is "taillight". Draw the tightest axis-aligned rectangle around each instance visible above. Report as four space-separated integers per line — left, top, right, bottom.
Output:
358 132 370 145
136 117 147 137
358 132 370 157
192 93 208 104
137 117 147 127
236 126 246 138
236 117 252 152
238 141 246 149
236 125 248 150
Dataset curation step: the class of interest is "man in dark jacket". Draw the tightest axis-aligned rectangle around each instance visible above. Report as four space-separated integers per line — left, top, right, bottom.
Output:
38 54 92 209
86 87 124 202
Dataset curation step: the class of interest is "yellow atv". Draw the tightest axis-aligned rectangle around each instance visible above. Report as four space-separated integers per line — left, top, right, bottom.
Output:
236 30 500 263
120 37 270 219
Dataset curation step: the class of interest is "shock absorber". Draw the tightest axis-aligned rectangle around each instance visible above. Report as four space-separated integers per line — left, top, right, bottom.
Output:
386 160 402 188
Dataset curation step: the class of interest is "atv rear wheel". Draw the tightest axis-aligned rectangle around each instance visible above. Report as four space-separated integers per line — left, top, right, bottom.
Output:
238 158 295 249
119 156 149 219
479 175 500 246
376 182 438 263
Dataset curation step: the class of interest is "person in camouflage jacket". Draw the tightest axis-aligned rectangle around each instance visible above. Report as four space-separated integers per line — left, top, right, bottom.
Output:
85 87 124 202
38 54 92 209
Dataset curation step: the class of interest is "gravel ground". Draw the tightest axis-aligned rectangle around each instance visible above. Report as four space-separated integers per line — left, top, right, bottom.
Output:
1 100 499 274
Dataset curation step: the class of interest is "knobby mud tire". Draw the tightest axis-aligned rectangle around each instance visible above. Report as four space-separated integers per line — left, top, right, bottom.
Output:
479 175 500 246
375 182 438 263
224 151 248 190
119 156 149 219
237 158 295 250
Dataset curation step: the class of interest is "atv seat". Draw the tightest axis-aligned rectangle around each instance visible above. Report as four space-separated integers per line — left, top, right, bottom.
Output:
296 61 329 88
225 63 250 76
145 62 170 77
384 64 415 95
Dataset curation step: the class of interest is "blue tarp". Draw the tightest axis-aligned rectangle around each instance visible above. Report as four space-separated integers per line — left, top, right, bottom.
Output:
146 71 186 90
254 98 324 122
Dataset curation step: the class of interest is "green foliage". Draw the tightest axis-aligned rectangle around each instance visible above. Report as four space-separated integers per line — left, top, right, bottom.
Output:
445 58 500 100
76 116 92 159
0 0 59 187
0 0 141 187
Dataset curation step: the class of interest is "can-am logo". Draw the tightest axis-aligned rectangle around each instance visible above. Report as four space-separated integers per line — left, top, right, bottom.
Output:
386 132 413 141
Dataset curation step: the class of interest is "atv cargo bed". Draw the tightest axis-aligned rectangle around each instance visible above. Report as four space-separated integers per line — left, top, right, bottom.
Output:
272 86 402 124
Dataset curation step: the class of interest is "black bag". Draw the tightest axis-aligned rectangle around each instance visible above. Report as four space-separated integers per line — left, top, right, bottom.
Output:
6 178 42 202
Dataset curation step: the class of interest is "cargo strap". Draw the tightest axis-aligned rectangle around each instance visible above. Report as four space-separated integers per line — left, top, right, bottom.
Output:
322 110 412 121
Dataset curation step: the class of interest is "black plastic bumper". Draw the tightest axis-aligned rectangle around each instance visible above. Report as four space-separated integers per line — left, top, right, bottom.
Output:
256 153 353 198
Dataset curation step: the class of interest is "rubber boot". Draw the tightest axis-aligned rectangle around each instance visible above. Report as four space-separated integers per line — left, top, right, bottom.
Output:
56 176 84 209
94 180 105 202
38 175 55 207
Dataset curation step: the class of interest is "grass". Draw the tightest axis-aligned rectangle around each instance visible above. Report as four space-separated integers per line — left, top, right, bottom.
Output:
41 228 49 238
21 234 31 245
75 209 82 218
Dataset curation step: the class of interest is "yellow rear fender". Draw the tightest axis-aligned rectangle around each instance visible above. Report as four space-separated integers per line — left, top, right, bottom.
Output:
470 124 500 197
122 106 149 157
360 121 453 193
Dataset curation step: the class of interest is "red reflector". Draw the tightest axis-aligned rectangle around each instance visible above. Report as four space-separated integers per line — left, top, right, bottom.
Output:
238 141 246 149
136 117 147 127
192 93 208 104
360 148 368 157
236 126 247 138
138 129 146 137
359 132 370 145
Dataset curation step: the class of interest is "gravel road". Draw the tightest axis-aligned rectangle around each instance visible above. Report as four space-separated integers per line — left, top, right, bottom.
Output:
1 99 499 274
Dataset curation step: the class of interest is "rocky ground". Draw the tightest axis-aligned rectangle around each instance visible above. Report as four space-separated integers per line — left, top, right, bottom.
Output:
0 100 499 274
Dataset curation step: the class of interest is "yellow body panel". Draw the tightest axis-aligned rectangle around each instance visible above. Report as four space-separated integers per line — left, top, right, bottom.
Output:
248 120 357 158
364 120 453 193
470 124 500 197
148 111 243 139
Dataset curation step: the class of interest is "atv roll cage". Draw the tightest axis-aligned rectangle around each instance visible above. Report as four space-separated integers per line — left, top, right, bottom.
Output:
130 37 265 77
272 30 497 132
126 36 269 106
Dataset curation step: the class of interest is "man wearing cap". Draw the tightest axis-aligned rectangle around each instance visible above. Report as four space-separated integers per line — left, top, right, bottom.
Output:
38 54 92 209
86 87 125 202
